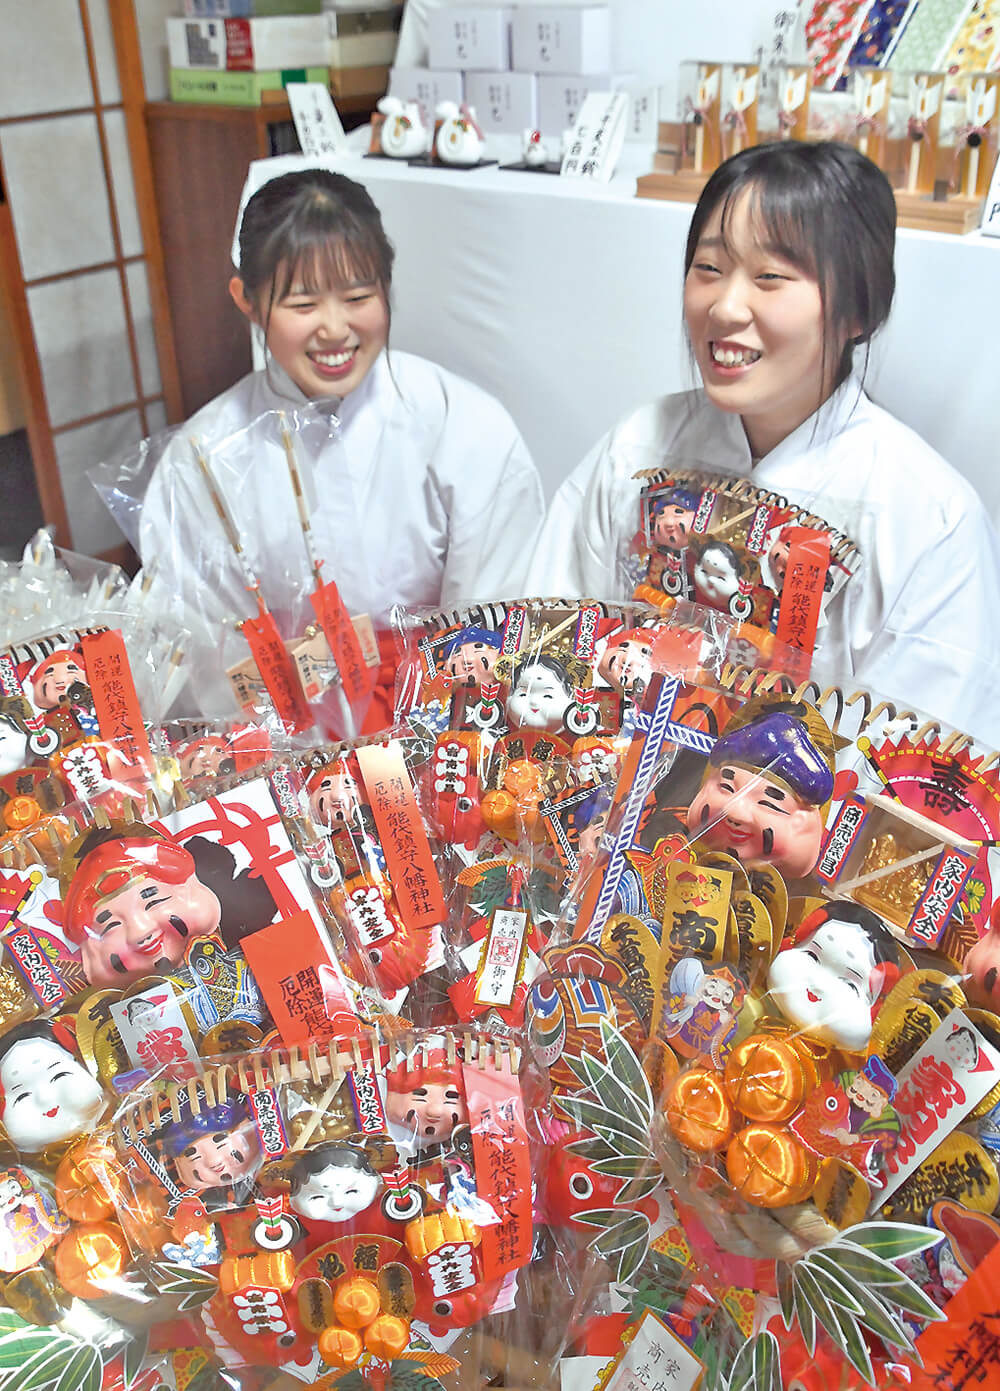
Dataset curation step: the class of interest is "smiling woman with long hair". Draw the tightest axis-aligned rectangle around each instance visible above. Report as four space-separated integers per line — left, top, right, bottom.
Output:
528 140 1000 743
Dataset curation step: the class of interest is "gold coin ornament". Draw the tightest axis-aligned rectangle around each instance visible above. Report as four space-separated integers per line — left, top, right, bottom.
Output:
73 989 129 1087
871 996 944 1078
746 864 788 959
2 1264 69 1326
881 1131 999 1222
200 1020 265 1057
811 1156 872 1230
697 850 751 892
877 968 967 1024
727 890 775 989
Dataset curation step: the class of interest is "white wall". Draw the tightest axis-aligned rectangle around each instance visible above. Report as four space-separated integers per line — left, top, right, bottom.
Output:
136 0 177 102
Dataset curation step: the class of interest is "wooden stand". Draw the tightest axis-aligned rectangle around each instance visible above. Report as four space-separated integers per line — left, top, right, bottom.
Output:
636 169 711 203
893 190 984 234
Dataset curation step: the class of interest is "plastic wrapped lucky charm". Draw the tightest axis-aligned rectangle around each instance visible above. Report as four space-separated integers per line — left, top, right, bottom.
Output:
0 1021 107 1154
766 901 902 1052
686 702 836 880
0 1166 70 1272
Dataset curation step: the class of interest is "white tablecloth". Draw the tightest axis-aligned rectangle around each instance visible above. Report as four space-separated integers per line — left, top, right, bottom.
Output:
240 147 1000 522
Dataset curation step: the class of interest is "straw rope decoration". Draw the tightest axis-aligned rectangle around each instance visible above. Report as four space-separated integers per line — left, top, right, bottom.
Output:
633 465 861 570
114 1029 518 1149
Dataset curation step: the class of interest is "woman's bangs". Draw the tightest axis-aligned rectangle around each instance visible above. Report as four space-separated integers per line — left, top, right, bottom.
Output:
274 230 382 300
730 180 821 280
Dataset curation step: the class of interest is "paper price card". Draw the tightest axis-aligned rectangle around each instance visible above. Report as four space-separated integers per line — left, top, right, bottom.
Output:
560 91 628 182
287 82 348 159
601 1309 704 1391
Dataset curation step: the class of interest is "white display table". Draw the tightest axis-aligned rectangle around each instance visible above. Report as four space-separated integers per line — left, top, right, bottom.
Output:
240 148 1000 522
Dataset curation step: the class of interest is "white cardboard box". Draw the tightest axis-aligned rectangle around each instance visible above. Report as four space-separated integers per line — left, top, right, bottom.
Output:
427 7 511 71
536 71 606 133
388 66 464 124
536 72 655 141
511 6 609 74
167 15 329 70
329 31 398 65
465 70 537 133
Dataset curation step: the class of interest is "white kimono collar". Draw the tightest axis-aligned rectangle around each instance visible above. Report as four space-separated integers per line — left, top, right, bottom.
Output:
678 372 867 485
752 373 869 490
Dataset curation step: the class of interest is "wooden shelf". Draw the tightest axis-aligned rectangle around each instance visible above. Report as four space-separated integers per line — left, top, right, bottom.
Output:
145 90 378 126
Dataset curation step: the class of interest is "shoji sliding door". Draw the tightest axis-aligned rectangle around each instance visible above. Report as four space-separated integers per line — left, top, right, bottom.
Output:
0 0 180 558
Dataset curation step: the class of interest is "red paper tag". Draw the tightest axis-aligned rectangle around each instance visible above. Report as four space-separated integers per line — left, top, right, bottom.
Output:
463 1054 533 1281
906 1238 1000 1389
355 742 445 931
81 630 153 774
241 909 360 1044
774 528 830 657
311 580 375 709
241 609 313 734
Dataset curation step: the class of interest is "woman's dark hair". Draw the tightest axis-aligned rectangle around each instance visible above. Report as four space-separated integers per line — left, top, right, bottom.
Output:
684 141 896 397
236 169 395 340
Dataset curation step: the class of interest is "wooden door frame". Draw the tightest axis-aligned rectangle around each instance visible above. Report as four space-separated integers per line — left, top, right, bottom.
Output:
0 165 70 547
0 0 182 563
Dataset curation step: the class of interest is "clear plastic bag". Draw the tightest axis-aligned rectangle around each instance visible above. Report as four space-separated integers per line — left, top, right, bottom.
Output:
102 1028 553 1384
626 466 861 667
523 656 1000 1389
92 409 376 737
